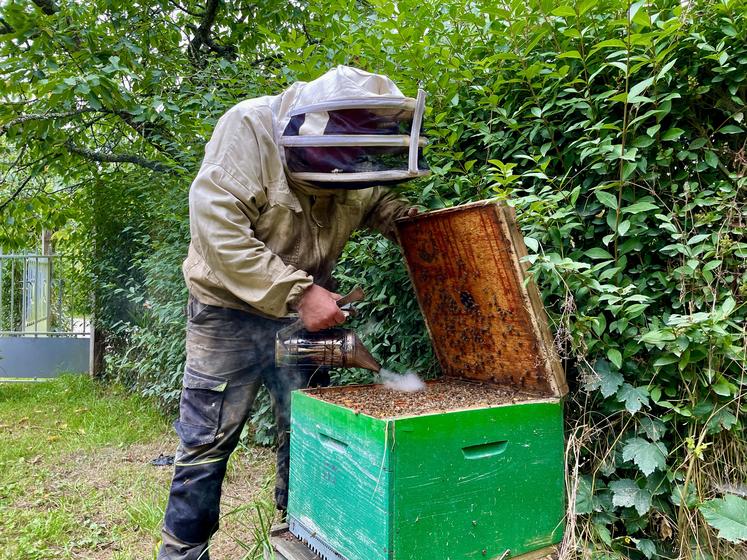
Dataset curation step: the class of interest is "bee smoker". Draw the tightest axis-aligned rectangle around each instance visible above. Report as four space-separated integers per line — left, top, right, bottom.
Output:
275 286 381 373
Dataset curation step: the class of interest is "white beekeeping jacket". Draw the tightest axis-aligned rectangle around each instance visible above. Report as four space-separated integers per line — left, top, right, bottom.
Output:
184 67 428 317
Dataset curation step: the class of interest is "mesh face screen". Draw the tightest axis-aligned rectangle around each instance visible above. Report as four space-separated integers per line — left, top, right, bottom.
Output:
281 103 427 187
283 108 416 137
284 146 427 174
302 179 399 189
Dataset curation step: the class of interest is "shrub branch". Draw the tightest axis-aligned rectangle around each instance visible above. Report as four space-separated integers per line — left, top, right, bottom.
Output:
64 141 172 172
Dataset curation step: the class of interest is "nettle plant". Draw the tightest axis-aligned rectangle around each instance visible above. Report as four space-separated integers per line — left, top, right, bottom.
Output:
461 0 747 558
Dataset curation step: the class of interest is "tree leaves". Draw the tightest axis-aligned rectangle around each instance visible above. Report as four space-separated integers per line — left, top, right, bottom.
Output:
585 247 614 260
661 127 685 141
700 495 747 543
552 6 577 17
629 76 654 99
622 200 658 214
596 190 619 209
719 124 744 134
607 348 623 369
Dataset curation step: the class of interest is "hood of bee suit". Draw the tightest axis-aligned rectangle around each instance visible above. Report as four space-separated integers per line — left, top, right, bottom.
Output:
272 65 429 190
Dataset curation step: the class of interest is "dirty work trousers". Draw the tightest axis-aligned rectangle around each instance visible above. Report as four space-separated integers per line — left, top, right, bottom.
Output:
158 298 326 560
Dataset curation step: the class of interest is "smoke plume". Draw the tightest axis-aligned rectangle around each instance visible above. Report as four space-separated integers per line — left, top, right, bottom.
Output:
378 368 426 392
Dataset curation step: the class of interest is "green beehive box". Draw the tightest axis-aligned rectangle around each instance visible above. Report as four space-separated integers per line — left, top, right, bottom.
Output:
288 201 568 560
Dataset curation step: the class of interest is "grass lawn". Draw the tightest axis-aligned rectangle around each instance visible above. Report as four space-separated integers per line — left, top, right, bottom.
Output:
0 375 275 560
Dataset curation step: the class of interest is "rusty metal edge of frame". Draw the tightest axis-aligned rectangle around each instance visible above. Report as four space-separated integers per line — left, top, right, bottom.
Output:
394 198 568 398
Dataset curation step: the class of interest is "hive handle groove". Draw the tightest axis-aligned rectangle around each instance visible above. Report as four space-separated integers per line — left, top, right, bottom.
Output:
462 440 509 459
318 432 349 453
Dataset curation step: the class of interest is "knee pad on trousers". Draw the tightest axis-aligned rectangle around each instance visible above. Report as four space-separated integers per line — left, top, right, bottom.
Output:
163 460 228 544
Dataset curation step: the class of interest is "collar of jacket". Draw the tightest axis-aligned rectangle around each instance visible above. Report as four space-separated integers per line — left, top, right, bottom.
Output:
288 177 354 199
272 175 359 212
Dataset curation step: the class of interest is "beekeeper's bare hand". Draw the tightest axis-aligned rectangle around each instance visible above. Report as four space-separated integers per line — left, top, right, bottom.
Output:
298 284 346 332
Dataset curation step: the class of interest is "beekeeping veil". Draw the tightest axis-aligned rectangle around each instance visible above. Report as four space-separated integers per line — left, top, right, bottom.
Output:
275 66 429 189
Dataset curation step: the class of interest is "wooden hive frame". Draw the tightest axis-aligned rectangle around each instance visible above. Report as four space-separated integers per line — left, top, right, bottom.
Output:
394 199 567 396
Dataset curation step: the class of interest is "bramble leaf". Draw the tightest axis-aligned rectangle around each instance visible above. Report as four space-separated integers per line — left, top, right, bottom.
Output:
700 495 747 543
610 478 652 515
622 437 668 476
636 538 657 559
584 359 624 398
617 384 650 413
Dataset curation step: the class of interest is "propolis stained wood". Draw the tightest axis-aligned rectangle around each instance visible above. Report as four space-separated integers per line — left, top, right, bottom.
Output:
287 200 567 560
394 200 567 397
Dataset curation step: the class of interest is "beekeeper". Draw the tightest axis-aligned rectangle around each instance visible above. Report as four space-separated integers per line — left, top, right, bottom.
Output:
158 66 428 559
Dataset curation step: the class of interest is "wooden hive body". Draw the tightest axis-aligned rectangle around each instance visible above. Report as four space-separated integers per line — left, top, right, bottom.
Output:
288 201 567 560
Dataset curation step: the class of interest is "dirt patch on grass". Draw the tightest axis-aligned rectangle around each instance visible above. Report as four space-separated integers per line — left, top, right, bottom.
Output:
0 377 278 560
6 435 275 560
